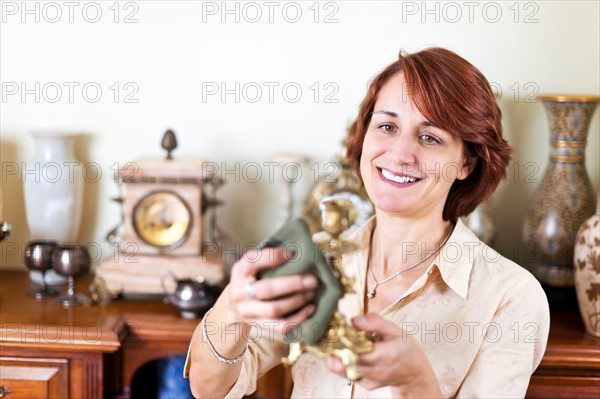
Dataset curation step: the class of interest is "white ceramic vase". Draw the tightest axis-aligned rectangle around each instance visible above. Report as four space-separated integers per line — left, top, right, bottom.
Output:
24 132 84 284
574 194 600 336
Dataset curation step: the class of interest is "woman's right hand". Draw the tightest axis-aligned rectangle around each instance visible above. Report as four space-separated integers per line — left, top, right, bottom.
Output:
223 247 318 335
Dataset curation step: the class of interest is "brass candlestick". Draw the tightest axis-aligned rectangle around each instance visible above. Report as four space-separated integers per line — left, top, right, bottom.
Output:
283 198 378 381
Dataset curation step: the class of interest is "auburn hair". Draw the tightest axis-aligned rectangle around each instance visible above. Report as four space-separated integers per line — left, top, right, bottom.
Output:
346 47 512 221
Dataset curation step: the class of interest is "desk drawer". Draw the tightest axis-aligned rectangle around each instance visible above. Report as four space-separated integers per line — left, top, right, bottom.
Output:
0 358 68 399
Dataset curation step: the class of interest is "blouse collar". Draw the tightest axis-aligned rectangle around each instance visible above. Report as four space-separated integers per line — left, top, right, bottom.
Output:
344 216 479 303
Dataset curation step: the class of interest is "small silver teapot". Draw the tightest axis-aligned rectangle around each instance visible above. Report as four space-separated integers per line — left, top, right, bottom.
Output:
161 271 219 319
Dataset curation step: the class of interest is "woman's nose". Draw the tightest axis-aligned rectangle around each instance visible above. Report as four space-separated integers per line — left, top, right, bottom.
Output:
386 134 418 165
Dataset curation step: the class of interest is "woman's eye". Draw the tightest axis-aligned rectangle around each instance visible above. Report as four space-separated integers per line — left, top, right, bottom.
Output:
379 124 396 134
420 134 440 144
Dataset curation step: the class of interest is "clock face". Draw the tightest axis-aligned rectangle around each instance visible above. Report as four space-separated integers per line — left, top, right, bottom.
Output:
132 191 193 248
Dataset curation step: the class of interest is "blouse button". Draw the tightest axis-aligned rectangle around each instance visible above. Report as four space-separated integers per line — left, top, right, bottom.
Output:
347 380 352 386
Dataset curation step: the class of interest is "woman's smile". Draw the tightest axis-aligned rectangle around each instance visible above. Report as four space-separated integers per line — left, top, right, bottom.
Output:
378 167 421 186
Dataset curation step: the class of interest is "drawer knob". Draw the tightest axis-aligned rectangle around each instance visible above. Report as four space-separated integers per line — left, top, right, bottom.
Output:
0 385 14 398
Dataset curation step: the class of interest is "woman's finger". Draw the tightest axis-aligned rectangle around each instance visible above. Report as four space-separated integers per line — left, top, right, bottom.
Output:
359 335 417 369
233 247 295 278
351 314 409 366
352 313 403 340
237 291 315 319
280 303 317 335
252 274 318 300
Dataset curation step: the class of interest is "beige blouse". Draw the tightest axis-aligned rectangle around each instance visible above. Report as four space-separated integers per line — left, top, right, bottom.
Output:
185 218 550 398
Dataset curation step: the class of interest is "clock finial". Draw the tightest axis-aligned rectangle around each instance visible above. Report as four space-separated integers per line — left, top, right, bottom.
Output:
161 129 178 160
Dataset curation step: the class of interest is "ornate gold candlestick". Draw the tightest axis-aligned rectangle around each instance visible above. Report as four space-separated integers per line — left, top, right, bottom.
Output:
283 198 378 381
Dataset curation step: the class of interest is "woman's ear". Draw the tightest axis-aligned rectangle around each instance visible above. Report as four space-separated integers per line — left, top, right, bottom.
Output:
458 154 476 181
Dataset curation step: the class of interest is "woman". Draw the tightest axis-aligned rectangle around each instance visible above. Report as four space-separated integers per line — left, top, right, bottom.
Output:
185 47 550 398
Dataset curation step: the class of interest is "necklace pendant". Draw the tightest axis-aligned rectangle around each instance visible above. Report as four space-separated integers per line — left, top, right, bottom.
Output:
367 289 375 299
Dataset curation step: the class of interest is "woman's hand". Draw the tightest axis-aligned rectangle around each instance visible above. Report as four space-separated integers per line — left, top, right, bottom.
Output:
326 313 441 396
223 247 318 335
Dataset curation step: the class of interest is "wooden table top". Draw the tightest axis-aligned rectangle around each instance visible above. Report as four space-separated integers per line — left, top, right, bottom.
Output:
538 309 600 371
1 269 598 369
0 270 200 352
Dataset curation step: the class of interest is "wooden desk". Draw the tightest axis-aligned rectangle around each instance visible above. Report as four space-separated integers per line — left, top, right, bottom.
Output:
1 270 599 398
0 270 198 398
526 311 600 398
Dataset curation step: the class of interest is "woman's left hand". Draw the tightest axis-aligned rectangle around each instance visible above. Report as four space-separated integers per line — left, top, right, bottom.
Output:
326 313 441 396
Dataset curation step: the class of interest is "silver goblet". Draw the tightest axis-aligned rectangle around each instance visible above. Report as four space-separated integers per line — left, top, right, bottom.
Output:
24 241 60 299
52 244 91 307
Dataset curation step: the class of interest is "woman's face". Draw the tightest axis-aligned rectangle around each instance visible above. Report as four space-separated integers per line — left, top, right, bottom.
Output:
359 73 470 219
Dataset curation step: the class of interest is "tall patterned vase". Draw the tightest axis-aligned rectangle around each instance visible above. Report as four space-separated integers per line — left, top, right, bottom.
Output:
574 194 600 336
522 95 599 307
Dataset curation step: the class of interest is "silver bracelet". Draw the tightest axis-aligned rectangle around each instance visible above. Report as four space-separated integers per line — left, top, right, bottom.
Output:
202 307 248 365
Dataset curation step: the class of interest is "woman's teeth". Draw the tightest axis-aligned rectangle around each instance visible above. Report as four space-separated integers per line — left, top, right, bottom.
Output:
381 169 418 183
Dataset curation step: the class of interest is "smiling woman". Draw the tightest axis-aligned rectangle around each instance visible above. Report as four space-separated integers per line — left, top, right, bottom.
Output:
185 48 550 398
346 48 512 222
357 72 471 220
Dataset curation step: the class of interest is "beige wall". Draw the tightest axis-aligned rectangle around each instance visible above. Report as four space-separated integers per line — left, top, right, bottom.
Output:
1 1 599 270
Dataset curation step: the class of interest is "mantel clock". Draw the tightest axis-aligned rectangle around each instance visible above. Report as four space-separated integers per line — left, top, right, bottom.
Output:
96 131 224 295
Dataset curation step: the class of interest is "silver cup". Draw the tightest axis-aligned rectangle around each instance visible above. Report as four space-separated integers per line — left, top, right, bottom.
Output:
52 244 91 307
24 240 60 299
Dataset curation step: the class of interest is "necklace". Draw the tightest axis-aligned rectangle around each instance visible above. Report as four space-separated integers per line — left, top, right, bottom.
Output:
367 225 454 299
